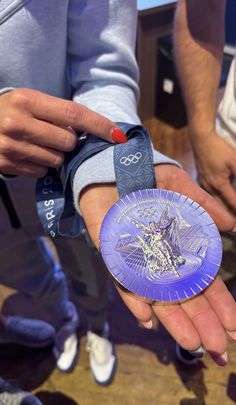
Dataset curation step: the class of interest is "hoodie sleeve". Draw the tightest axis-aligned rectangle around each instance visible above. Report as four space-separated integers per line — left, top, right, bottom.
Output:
67 0 140 123
67 0 181 209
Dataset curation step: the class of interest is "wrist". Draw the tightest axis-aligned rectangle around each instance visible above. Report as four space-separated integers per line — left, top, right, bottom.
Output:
188 127 217 153
187 108 217 137
188 120 216 141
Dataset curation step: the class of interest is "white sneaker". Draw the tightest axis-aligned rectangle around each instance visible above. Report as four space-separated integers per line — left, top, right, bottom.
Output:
86 324 116 386
54 302 79 373
54 333 79 373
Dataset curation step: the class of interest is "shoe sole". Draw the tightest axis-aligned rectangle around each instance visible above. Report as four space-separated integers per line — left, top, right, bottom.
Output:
92 357 118 387
91 344 117 387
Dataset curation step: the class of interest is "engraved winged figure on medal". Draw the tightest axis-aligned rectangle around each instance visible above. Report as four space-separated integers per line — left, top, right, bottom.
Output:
115 204 209 282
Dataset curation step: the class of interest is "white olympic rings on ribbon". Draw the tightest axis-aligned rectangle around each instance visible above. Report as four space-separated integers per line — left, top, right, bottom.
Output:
120 152 142 166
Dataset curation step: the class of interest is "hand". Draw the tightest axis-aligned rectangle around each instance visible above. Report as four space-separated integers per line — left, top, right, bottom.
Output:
190 130 236 215
80 164 236 366
0 88 125 177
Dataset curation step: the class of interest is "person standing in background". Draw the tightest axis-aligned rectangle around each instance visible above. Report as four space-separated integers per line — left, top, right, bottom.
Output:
174 0 236 214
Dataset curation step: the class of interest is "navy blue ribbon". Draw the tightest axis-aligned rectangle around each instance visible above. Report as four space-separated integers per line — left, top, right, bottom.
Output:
36 123 155 238
114 123 155 198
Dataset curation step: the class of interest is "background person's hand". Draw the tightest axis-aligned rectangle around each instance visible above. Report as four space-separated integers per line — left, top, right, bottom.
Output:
189 129 236 215
80 164 236 367
0 88 125 177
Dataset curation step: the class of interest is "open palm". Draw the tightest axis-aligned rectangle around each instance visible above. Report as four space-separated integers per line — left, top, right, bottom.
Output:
80 164 236 366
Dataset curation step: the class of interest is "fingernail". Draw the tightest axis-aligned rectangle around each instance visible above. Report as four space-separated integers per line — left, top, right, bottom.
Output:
111 128 128 144
227 331 236 340
189 345 205 358
211 351 228 366
142 320 153 329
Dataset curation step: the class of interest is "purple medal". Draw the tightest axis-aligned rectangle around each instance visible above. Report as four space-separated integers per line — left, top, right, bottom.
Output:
100 189 222 303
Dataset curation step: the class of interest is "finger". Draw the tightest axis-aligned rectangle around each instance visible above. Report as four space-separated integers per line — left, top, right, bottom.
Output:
188 187 235 232
194 188 236 232
199 174 236 217
191 176 234 218
27 90 127 143
204 276 236 338
152 301 201 350
5 140 64 169
180 286 228 361
0 158 47 177
213 181 236 214
156 166 235 232
213 193 236 218
117 287 153 325
0 106 77 153
25 119 78 152
198 176 215 195
213 193 231 210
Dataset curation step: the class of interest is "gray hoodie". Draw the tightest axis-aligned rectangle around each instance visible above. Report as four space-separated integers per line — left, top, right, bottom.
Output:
0 0 178 226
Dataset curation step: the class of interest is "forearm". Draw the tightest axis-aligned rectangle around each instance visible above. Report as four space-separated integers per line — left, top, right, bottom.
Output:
174 0 226 136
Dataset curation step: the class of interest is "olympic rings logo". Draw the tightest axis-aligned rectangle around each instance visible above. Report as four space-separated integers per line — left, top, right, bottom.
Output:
120 152 142 166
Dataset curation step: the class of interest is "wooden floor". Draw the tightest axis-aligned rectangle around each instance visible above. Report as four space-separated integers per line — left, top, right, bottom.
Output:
1 118 236 405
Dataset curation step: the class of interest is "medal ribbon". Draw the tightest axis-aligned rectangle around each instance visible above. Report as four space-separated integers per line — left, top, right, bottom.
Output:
35 123 155 238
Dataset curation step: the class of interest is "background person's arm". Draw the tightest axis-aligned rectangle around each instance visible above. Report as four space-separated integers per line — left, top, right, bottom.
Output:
174 0 236 214
174 0 225 133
